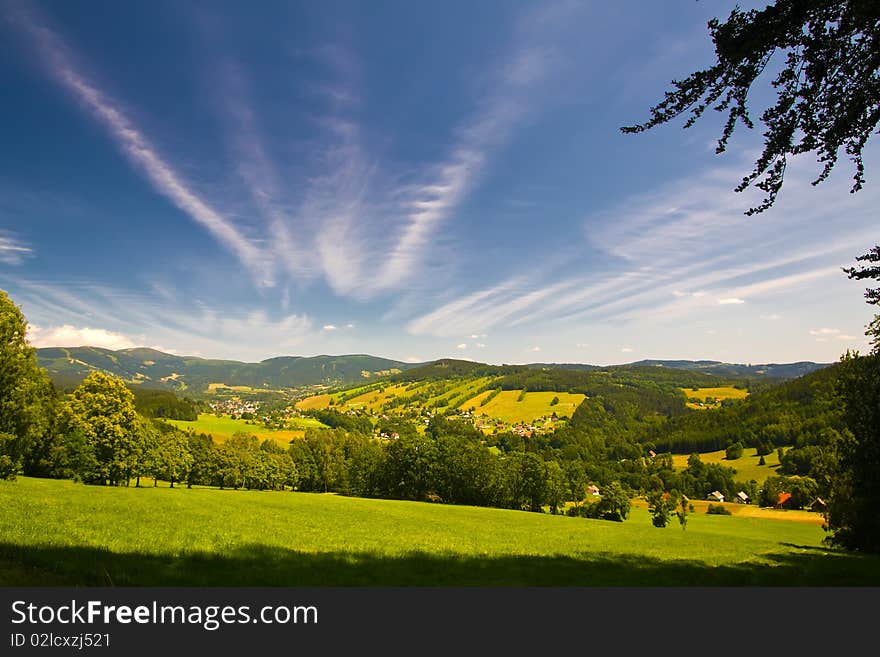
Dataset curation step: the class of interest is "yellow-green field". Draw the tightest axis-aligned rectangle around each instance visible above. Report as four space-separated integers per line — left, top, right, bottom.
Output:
630 497 820 525
295 378 500 415
4 477 879 586
463 390 585 425
671 447 785 483
166 414 324 445
206 382 258 392
681 386 749 409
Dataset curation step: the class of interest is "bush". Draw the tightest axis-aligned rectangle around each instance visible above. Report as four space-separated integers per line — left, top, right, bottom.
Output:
725 441 744 460
707 504 732 515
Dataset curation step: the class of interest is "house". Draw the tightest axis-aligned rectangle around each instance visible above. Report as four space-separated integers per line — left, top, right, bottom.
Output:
735 491 751 504
707 491 724 503
776 491 795 509
810 497 827 512
587 485 600 496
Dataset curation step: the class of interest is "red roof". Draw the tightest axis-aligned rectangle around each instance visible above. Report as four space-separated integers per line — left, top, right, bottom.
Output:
776 492 792 507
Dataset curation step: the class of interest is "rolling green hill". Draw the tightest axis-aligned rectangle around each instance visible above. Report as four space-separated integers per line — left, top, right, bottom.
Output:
5 476 878 586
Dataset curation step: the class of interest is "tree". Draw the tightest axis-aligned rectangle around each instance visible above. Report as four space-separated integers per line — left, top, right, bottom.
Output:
826 352 880 552
594 481 631 522
622 1 880 216
725 441 744 460
149 427 193 488
844 247 880 349
676 495 690 531
647 490 674 527
64 371 142 486
0 290 55 479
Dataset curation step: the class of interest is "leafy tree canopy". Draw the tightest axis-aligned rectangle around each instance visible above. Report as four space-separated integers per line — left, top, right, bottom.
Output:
0 289 55 478
623 0 880 215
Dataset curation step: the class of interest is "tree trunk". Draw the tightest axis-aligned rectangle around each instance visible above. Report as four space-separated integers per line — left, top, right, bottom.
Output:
136 476 140 488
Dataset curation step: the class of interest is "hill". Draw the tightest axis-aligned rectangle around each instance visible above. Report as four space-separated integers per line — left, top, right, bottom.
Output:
36 347 418 392
645 364 843 454
5 476 878 586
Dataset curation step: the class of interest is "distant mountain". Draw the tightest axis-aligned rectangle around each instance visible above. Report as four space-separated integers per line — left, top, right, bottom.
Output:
526 360 830 378
37 346 831 393
37 347 419 392
625 359 831 379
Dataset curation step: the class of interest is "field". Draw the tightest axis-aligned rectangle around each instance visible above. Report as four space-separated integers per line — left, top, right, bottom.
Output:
463 390 585 425
165 413 325 445
295 378 499 415
671 447 784 484
4 477 878 586
682 385 749 409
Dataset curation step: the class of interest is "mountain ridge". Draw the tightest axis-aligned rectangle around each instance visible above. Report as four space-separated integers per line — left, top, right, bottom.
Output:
36 347 832 393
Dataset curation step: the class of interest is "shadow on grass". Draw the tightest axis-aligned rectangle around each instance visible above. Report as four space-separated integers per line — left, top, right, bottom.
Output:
2 542 880 586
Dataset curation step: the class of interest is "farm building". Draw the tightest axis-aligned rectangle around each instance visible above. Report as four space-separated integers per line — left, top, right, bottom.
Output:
707 491 724 503
735 491 751 504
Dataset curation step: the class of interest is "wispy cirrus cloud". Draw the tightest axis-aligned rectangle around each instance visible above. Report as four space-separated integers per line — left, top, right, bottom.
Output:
5 1 271 285
0 231 32 264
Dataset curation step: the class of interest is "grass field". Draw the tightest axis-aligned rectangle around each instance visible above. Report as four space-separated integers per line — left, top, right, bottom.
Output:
5 477 876 586
682 386 749 409
671 447 784 483
165 414 323 445
463 390 585 425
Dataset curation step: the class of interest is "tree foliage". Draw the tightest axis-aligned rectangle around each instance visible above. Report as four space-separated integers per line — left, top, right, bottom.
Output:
0 290 55 479
64 371 144 485
826 352 880 552
623 0 880 215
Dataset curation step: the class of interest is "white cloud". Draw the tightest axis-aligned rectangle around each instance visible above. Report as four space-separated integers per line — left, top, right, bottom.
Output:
456 343 468 349
475 343 487 348
405 356 422 363
530 346 541 352
0 232 33 265
718 298 745 305
576 342 589 348
760 314 782 320
836 334 859 340
621 347 634 353
346 323 355 329
28 324 138 350
809 328 840 336
322 325 338 331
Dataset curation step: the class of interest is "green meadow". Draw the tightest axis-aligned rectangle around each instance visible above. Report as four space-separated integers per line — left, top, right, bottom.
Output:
464 390 585 425
672 447 784 484
682 385 749 409
166 413 326 444
3 477 879 586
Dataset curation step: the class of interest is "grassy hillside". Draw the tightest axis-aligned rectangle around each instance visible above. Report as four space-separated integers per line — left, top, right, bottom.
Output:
671 447 785 484
3 477 878 586
166 414 326 444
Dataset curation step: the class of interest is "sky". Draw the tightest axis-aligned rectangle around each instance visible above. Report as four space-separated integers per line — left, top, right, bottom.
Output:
1 0 877 366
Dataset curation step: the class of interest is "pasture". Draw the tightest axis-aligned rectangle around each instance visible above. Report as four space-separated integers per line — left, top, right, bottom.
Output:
5 477 874 586
165 413 323 445
682 385 749 409
671 447 784 484
463 390 585 425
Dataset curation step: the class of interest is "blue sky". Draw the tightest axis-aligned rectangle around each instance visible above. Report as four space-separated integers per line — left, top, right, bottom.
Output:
1 0 877 365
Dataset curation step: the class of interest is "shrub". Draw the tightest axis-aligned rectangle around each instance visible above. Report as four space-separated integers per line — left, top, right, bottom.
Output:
707 504 732 515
